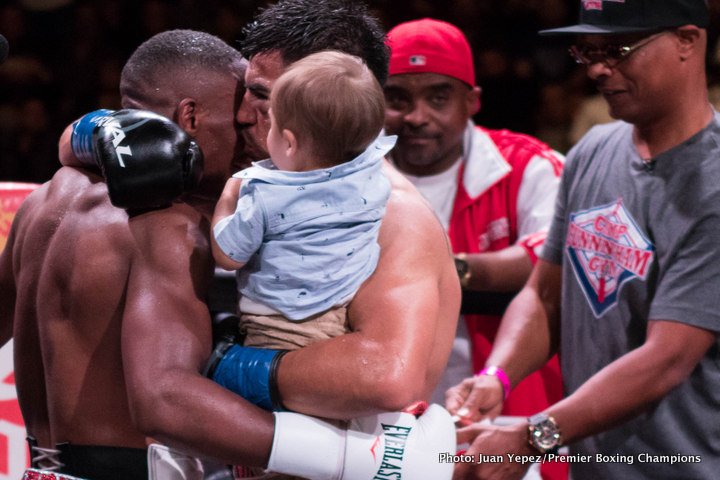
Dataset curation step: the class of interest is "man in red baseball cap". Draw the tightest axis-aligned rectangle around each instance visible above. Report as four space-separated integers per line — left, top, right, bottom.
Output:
384 19 566 479
450 1 720 479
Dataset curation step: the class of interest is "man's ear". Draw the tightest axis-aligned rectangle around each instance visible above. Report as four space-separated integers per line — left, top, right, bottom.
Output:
467 86 482 116
675 25 702 60
282 128 298 158
176 98 198 134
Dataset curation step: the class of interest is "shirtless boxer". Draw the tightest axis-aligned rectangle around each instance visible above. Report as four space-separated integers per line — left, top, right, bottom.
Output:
5 27 456 480
1 30 273 478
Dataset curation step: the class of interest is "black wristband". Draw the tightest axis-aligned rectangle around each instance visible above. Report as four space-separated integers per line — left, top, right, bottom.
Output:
269 350 289 411
202 337 235 378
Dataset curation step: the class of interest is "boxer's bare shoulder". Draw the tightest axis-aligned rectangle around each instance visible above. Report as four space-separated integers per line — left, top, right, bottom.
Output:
6 166 216 449
380 159 453 266
349 160 459 401
7 167 140 447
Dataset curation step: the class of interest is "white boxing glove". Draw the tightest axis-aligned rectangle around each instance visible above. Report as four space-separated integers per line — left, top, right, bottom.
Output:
267 403 455 480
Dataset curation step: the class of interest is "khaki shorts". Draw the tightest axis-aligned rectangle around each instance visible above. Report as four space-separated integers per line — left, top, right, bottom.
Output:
236 307 350 479
240 306 350 350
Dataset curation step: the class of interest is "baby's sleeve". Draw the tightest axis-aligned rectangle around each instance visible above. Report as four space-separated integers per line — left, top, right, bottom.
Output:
213 186 265 263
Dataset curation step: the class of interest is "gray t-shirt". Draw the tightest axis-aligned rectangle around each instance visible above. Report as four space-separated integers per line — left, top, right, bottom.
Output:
542 115 720 479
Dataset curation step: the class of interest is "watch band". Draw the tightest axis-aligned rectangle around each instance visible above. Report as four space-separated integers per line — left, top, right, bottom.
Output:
454 253 471 287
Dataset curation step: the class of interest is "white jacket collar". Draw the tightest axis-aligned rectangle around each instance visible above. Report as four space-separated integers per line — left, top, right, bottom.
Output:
461 120 512 199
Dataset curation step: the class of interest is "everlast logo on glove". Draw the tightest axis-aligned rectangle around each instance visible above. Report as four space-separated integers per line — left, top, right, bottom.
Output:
373 423 412 479
94 117 134 167
267 404 454 479
71 109 205 210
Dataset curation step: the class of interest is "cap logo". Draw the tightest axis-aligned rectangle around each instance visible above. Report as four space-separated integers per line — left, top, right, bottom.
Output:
408 55 426 66
583 0 602 9
583 0 624 11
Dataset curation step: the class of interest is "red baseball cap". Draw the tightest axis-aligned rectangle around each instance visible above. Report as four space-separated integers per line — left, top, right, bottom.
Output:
387 18 475 87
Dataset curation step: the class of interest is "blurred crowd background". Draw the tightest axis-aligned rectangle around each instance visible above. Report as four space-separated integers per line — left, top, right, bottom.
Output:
2 0 720 183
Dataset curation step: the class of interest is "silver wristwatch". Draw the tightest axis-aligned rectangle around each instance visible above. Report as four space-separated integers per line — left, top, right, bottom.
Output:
527 413 562 454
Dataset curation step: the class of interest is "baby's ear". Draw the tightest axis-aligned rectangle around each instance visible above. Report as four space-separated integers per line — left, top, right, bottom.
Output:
282 129 298 157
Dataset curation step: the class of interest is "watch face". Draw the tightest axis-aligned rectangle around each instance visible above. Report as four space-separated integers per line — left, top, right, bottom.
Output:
454 257 469 279
532 426 559 450
529 414 561 453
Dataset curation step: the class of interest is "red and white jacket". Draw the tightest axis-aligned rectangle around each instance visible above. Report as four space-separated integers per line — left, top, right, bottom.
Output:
452 123 566 480
448 122 563 263
450 122 564 415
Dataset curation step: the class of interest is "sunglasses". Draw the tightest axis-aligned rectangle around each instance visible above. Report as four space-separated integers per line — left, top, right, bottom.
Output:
569 31 668 67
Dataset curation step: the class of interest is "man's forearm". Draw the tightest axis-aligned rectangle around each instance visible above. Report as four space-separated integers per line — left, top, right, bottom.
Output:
277 332 429 419
275 261 452 418
545 320 715 445
485 260 561 386
139 371 275 466
462 245 532 292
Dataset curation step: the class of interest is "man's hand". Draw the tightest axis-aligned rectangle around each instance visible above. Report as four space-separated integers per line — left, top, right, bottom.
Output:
445 374 504 425
453 422 532 480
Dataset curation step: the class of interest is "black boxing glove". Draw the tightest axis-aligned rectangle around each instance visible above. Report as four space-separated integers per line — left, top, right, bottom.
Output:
71 109 203 209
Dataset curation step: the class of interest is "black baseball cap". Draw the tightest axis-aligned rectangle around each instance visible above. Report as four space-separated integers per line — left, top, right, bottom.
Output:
539 0 709 36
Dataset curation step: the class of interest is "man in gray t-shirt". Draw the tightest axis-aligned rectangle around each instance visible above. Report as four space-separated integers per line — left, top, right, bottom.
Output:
447 2 719 480
540 118 720 478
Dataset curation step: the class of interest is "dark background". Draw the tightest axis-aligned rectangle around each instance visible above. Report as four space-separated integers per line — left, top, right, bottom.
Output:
1 0 719 183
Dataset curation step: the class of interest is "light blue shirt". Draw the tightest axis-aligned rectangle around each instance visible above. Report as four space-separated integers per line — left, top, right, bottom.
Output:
214 135 396 320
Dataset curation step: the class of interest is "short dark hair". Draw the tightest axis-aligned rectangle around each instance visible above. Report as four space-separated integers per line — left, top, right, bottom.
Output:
241 0 389 85
121 29 243 109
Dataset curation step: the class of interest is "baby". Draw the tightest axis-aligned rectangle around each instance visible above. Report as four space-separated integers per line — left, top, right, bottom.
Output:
211 50 395 350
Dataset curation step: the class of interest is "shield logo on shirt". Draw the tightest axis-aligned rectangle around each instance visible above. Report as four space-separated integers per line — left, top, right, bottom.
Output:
565 198 654 317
